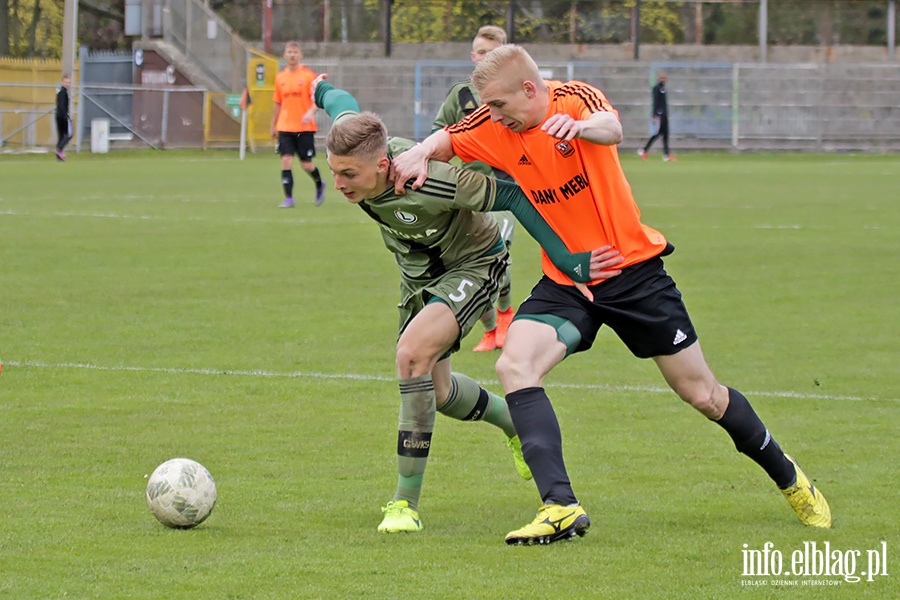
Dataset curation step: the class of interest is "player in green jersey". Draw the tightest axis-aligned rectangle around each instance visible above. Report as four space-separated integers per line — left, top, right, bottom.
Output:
433 25 516 353
312 76 624 534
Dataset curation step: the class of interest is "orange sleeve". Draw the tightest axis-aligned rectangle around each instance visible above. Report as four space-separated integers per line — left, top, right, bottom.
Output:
554 80 617 119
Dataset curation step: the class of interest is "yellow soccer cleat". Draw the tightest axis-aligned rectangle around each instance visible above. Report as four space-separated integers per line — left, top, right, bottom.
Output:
377 500 423 533
781 455 832 528
505 504 590 545
506 435 533 481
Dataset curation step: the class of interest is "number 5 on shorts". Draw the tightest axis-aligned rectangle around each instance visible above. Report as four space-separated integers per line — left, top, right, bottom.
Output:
448 279 474 302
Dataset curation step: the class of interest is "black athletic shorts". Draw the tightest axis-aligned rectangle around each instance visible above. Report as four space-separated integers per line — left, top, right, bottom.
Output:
516 256 697 358
277 131 316 160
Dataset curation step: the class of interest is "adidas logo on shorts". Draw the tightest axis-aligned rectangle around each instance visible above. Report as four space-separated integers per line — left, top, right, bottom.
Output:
673 329 688 345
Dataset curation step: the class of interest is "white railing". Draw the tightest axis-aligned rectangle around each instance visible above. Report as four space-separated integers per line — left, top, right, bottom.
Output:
163 0 251 92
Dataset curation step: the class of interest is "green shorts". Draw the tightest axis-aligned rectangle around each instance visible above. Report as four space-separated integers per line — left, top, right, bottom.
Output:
398 248 509 354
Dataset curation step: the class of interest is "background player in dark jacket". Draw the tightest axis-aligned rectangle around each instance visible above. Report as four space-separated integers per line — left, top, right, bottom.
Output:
638 73 675 161
55 75 72 161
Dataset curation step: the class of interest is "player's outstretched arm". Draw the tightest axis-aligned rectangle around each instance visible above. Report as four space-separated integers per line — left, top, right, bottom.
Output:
491 179 623 286
541 111 623 145
312 77 361 121
390 130 455 195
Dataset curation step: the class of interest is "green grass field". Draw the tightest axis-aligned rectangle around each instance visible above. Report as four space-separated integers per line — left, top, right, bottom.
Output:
1 150 898 599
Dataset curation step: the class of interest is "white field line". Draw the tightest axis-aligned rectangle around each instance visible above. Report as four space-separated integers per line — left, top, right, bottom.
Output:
0 209 309 224
4 360 896 403
0 209 887 231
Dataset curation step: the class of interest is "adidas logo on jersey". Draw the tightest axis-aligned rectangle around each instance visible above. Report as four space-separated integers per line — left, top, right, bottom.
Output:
573 264 583 278
673 329 688 345
517 154 531 165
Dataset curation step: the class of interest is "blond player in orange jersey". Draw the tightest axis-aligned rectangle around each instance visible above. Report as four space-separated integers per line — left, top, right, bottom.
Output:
392 44 831 545
271 41 325 208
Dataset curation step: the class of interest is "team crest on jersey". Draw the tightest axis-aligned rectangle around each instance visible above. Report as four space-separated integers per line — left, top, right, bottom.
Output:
394 210 418 224
555 140 575 158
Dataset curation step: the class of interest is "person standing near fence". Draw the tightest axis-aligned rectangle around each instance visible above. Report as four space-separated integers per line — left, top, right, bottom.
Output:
638 73 675 162
271 41 325 208
55 74 72 161
433 25 516 353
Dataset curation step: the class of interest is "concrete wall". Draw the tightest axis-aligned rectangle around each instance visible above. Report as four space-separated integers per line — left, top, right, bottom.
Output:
287 42 899 65
300 57 900 152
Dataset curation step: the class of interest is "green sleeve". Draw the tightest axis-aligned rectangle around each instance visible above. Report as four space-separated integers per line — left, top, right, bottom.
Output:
433 93 461 132
314 81 360 121
492 180 593 283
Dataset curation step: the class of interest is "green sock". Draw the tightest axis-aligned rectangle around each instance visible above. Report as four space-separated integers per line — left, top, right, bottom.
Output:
394 374 436 510
480 308 498 331
497 267 512 312
439 373 517 438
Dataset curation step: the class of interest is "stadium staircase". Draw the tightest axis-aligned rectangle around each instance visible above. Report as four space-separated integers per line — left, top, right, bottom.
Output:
133 38 225 94
132 0 281 148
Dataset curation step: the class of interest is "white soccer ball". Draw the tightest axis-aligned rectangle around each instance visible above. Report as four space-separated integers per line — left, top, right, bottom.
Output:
146 458 217 529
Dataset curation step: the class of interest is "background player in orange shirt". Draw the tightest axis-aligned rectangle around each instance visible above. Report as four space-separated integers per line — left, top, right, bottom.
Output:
392 44 831 545
271 41 325 208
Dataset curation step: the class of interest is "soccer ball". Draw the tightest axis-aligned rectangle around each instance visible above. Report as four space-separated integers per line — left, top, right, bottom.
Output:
146 458 217 529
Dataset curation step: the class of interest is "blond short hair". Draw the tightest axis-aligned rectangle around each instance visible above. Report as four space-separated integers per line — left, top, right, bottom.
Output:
285 41 301 51
472 44 541 93
475 25 507 45
325 112 387 158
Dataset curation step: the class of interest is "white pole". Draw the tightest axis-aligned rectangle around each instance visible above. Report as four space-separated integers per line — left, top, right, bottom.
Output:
62 0 79 78
240 108 247 160
75 46 86 152
161 89 170 147
889 0 896 61
731 64 739 148
759 0 768 63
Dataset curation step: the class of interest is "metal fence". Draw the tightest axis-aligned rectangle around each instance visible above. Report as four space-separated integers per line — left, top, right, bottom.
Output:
0 82 58 149
4 59 900 152
305 58 900 152
0 82 208 151
78 84 208 150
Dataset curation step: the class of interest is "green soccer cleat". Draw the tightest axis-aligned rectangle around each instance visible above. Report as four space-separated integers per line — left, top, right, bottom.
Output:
506 435 533 480
377 500 423 533
781 455 832 528
505 504 590 545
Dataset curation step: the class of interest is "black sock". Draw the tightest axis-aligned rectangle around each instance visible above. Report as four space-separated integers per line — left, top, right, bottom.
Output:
714 387 796 488
506 387 577 505
281 170 293 198
308 167 322 186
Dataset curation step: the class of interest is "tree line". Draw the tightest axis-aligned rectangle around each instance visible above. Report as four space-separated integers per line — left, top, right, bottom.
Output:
1 0 894 59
